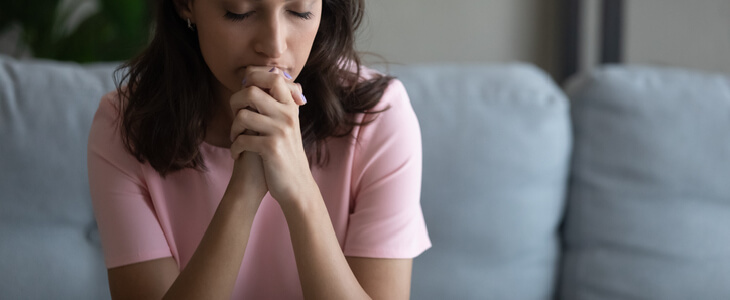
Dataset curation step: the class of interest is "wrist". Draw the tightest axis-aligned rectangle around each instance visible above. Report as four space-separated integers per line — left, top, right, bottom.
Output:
229 152 268 199
279 185 324 220
224 172 266 199
221 189 263 220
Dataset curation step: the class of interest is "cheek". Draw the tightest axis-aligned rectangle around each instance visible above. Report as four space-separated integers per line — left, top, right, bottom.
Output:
293 23 321 65
198 26 236 67
197 25 246 90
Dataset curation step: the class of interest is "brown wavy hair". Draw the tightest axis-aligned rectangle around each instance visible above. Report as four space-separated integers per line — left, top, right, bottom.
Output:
115 0 392 176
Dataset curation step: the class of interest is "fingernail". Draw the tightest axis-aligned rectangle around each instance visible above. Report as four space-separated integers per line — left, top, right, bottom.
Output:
269 67 276 72
283 71 292 79
241 78 247 86
301 94 307 104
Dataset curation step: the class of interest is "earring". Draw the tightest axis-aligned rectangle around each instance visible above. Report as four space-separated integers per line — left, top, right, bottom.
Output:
187 18 194 31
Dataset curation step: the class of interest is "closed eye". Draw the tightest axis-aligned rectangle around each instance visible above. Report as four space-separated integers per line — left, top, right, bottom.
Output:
224 11 253 22
289 11 314 20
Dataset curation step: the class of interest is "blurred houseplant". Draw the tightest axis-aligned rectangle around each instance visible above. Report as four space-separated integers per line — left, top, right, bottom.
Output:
0 0 152 63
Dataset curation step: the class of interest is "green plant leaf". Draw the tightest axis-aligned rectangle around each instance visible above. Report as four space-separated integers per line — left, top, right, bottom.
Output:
8 0 152 62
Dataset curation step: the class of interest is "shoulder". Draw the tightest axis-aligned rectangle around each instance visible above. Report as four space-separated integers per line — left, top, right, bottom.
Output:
88 88 145 184
350 68 421 164
354 67 416 134
93 89 126 125
355 66 412 117
88 89 127 147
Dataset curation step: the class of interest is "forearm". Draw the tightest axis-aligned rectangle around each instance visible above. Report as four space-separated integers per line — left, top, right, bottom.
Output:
162 190 259 300
282 194 371 300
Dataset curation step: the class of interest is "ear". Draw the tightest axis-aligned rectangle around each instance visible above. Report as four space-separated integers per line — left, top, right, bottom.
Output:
172 0 195 22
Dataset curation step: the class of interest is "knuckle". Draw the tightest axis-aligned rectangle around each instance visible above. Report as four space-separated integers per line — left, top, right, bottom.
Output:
273 124 286 137
232 135 244 147
230 141 243 158
272 75 285 87
236 108 249 119
268 139 283 156
264 138 277 152
242 86 257 99
283 114 296 127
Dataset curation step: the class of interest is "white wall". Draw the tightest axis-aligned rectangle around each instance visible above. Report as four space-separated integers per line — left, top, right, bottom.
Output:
356 0 560 75
625 0 730 74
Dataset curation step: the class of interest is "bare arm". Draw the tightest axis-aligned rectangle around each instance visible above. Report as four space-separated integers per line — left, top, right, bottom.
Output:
107 152 266 300
282 196 414 300
347 257 413 300
231 67 415 299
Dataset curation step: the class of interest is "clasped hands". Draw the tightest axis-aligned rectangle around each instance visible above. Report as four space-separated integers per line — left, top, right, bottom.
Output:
227 66 315 207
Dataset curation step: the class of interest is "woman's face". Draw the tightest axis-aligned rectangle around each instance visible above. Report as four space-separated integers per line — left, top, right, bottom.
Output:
184 0 322 94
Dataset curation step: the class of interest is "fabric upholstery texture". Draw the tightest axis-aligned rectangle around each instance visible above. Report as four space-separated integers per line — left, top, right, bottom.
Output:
0 56 118 299
387 64 571 299
3 53 729 299
560 65 730 300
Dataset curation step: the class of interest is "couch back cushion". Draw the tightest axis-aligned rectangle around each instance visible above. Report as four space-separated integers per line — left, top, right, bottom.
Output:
0 55 117 299
560 65 730 299
389 64 571 299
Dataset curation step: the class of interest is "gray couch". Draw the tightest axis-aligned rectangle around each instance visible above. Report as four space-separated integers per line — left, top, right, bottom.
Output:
1 54 729 299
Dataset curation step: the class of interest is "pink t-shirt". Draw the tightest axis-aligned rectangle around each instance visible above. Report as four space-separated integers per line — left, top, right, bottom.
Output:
87 75 431 299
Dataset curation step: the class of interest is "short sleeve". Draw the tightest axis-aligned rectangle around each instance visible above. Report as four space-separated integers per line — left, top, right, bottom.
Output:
87 92 172 269
343 79 432 259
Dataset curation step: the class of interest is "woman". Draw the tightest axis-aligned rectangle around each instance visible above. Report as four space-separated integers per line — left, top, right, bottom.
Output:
88 0 430 298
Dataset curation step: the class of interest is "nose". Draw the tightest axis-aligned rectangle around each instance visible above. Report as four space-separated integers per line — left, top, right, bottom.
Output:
254 14 287 58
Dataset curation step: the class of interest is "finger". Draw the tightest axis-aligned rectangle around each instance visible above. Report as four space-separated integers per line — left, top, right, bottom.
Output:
242 67 302 105
229 108 258 142
230 134 269 160
242 65 294 82
246 70 293 105
292 83 306 106
230 85 278 117
229 108 279 142
245 67 305 106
